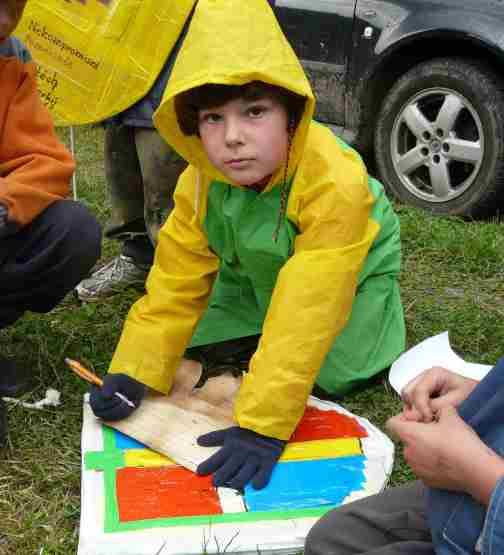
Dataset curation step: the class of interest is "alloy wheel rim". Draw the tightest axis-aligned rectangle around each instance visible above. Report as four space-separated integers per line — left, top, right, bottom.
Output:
390 87 484 204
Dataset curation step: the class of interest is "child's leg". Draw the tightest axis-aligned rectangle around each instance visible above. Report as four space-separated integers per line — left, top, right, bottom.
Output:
76 125 186 302
316 275 405 396
0 200 100 397
102 123 152 264
0 200 100 327
134 127 186 246
185 335 260 384
104 124 145 239
76 124 152 301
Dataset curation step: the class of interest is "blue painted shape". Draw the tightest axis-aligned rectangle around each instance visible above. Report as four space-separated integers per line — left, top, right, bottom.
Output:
244 456 366 511
113 429 147 450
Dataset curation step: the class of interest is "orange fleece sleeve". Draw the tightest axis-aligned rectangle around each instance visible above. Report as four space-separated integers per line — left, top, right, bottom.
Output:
0 59 74 228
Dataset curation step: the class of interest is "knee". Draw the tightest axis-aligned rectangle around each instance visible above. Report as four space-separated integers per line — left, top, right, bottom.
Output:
304 518 327 555
305 508 351 555
48 200 102 271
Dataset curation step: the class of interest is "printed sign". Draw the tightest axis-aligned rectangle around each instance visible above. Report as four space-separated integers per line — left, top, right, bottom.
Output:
16 0 196 125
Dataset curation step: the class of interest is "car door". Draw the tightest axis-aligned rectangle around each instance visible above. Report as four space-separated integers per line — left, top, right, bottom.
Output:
274 0 357 126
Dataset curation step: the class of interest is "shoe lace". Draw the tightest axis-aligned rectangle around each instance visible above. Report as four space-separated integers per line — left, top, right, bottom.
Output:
92 256 124 278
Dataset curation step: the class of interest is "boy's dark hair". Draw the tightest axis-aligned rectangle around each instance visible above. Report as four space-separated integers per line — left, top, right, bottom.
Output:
175 81 306 136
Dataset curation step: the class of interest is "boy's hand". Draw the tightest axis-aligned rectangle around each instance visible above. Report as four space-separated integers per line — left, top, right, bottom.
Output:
401 366 478 422
387 407 504 505
196 426 285 490
89 373 146 421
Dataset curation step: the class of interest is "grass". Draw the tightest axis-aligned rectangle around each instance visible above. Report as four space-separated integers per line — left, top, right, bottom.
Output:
2 124 504 553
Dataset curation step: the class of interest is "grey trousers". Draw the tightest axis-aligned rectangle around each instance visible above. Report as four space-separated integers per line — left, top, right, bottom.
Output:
104 124 186 266
304 481 435 554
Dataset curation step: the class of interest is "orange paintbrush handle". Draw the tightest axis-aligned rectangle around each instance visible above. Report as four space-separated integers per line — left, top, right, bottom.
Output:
65 358 136 409
65 358 103 387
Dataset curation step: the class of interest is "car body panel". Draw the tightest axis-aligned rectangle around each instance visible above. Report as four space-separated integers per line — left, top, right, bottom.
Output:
274 0 356 125
275 0 504 149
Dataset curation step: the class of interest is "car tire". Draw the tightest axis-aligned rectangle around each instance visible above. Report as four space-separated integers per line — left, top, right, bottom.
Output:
374 57 504 217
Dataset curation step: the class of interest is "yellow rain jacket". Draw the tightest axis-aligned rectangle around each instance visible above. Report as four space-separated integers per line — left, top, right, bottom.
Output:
109 0 405 440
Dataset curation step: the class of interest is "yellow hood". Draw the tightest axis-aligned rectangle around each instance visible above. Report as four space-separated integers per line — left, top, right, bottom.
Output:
153 0 315 186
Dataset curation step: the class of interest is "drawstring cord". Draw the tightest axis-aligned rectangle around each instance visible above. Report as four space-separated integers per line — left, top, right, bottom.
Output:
272 118 295 242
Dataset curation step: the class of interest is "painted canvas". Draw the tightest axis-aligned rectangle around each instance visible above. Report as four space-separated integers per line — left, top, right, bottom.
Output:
78 394 394 554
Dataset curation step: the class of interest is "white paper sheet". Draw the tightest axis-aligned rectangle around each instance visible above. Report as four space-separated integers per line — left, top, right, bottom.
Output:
388 331 493 394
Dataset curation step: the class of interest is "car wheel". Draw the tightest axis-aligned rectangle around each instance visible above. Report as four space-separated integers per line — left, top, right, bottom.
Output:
374 58 504 216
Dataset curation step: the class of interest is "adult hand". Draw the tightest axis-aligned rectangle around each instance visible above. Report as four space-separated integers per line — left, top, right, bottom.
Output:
89 373 146 421
387 407 504 505
401 366 478 423
196 426 285 490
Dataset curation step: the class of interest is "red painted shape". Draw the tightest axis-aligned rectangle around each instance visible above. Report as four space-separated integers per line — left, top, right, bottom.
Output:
116 466 222 522
290 406 368 442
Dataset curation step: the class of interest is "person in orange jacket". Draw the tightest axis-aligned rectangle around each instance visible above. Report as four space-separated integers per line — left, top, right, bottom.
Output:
0 0 101 443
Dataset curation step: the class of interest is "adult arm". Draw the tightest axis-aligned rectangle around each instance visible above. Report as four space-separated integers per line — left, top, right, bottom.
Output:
387 407 504 506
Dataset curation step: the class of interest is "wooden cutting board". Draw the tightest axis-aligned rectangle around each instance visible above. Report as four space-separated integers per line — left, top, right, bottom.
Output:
105 359 241 471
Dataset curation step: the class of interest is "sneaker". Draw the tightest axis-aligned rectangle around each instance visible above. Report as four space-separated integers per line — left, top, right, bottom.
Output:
0 355 29 397
75 255 149 302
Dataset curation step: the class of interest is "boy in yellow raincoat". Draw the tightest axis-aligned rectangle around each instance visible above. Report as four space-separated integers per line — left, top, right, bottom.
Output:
90 0 405 490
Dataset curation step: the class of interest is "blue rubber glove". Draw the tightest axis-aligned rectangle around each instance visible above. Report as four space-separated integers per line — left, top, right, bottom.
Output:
89 373 146 421
196 426 286 490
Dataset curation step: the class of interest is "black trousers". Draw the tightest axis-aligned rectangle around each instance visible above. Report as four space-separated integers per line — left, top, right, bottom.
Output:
0 200 101 328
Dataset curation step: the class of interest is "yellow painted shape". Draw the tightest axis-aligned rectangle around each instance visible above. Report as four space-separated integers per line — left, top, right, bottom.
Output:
280 438 362 462
124 449 176 468
16 0 196 125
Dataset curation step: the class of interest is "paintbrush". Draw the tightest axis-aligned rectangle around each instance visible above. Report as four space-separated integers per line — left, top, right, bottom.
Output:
65 358 136 409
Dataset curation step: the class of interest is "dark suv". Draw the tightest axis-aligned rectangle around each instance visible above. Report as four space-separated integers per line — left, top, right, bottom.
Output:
274 0 504 217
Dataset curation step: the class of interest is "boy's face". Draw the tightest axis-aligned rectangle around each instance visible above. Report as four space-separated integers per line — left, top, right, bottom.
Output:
198 95 289 187
0 0 28 43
